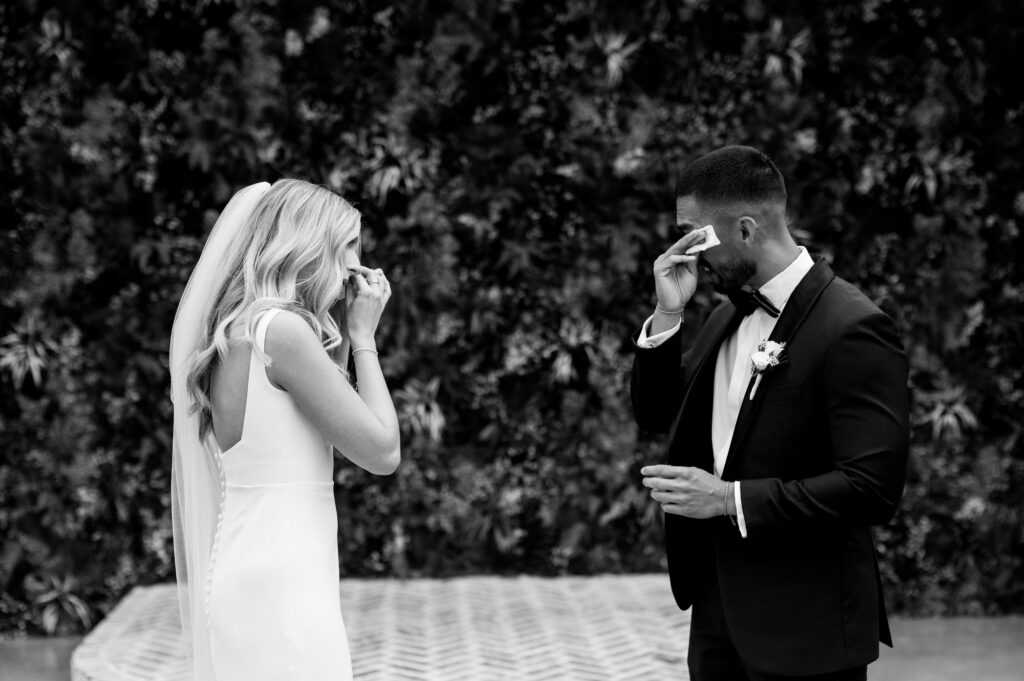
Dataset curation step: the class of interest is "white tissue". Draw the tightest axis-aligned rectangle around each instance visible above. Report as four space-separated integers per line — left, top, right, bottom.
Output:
684 224 720 255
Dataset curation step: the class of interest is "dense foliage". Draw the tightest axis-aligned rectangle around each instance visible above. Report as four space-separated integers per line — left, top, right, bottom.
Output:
2 0 1021 635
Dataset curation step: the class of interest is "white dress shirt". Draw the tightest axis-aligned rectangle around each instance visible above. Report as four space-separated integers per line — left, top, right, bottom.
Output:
637 247 815 538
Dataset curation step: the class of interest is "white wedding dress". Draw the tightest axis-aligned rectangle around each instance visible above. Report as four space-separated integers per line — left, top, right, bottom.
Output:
204 308 353 680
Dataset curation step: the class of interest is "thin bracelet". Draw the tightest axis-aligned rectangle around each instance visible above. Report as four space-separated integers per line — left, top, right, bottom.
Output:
655 304 684 316
352 347 378 358
721 482 731 517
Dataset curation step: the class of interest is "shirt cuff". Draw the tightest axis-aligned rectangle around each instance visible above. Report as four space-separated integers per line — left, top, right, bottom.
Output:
636 314 682 348
735 481 748 538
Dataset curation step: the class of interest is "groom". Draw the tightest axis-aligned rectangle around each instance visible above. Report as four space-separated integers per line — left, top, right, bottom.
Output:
631 146 909 680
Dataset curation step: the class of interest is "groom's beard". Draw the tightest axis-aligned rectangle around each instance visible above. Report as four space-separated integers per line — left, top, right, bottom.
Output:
704 253 758 295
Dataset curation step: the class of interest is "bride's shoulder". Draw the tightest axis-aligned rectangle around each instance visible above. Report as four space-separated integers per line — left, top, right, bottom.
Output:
263 310 333 390
263 309 322 356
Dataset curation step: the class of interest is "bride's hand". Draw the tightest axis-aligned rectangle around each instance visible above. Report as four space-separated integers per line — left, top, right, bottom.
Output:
344 265 390 349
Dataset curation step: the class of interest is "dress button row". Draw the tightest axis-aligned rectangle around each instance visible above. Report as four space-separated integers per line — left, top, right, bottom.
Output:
204 449 227 620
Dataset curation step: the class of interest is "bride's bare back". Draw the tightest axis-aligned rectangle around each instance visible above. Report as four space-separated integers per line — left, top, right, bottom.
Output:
209 324 285 453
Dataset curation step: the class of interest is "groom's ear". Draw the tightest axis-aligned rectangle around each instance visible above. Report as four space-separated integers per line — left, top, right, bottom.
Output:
738 216 758 244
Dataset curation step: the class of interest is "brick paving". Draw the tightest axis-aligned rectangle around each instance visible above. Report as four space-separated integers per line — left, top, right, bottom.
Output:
70 574 691 680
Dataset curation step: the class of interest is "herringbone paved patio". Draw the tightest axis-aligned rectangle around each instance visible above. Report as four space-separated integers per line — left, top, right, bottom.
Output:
71 575 691 680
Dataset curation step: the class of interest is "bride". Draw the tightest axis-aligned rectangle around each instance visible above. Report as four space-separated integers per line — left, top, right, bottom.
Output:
169 180 400 680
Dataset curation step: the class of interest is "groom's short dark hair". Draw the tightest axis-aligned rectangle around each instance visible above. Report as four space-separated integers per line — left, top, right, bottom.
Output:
675 146 787 207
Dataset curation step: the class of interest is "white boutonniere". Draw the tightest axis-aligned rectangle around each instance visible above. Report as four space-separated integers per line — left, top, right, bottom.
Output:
749 340 787 399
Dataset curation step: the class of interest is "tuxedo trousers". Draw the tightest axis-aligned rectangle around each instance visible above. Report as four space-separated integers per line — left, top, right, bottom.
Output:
687 553 868 681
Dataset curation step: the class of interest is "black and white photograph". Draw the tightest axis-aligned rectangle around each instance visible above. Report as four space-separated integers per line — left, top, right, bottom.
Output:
1 1 1022 679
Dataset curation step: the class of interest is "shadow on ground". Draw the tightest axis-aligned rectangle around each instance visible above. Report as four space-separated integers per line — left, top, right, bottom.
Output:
0 636 79 681
874 616 1024 681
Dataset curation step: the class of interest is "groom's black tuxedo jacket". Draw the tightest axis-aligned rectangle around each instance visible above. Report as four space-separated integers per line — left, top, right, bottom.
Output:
631 257 909 676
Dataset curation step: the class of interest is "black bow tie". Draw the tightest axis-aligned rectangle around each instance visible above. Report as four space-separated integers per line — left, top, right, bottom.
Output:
728 285 781 317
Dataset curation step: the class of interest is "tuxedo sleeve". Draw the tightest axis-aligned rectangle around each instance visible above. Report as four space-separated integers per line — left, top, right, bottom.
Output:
739 312 910 536
630 318 692 435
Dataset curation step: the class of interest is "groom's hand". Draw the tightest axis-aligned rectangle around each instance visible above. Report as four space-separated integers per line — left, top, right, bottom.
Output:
641 465 731 519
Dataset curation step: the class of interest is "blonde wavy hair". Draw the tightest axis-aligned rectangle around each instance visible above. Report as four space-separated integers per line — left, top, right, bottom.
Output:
185 179 361 441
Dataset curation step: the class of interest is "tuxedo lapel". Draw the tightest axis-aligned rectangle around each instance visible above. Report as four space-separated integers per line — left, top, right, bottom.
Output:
721 258 836 479
684 306 743 401
666 305 742 462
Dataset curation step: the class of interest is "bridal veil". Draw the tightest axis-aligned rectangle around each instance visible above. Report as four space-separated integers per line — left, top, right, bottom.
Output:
170 182 270 680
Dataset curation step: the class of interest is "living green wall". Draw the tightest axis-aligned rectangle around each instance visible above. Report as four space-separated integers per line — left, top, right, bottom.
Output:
1 0 1021 634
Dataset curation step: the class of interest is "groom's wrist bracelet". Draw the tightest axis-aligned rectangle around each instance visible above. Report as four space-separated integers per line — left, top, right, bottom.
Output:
721 482 731 517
